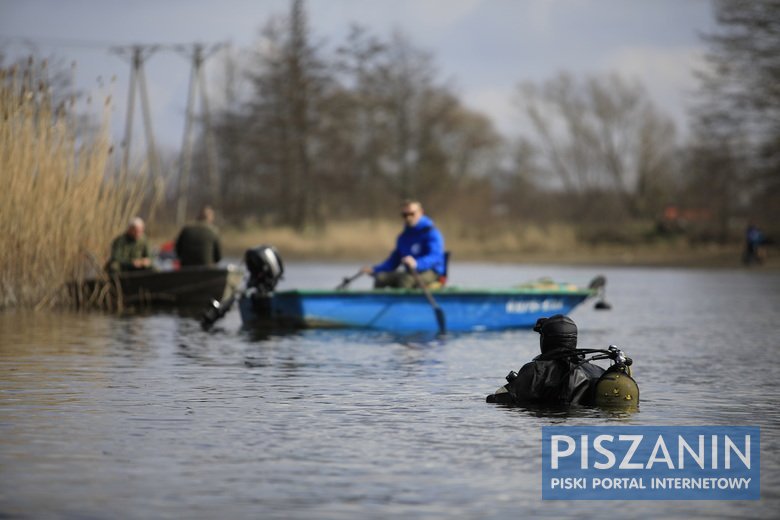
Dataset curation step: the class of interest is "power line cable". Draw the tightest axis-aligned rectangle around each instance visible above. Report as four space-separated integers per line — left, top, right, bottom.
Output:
0 35 126 50
0 35 228 53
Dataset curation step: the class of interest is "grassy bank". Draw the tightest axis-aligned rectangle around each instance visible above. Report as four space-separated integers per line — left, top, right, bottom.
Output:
0 68 147 309
211 220 773 269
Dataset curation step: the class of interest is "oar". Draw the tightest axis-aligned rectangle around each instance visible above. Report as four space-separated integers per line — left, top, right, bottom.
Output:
411 269 446 335
336 270 364 290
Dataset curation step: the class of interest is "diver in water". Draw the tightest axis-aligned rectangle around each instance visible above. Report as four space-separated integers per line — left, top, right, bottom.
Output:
486 314 638 407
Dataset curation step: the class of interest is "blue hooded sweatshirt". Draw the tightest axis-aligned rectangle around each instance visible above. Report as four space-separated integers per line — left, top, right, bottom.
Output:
373 215 446 275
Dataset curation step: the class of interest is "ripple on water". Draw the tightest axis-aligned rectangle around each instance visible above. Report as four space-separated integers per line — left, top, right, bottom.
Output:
1 265 779 518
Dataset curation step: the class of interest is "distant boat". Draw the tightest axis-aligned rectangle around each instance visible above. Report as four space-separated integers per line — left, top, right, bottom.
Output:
238 279 598 333
75 265 243 309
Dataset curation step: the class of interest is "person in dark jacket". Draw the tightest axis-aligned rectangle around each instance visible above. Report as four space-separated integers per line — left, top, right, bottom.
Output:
361 200 446 288
486 314 605 406
175 206 222 267
742 223 766 265
105 217 152 273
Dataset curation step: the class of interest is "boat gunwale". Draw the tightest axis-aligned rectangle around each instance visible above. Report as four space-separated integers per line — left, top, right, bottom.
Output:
106 264 243 280
274 287 595 297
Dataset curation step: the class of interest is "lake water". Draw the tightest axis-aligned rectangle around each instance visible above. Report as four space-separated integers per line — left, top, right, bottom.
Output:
1 263 779 519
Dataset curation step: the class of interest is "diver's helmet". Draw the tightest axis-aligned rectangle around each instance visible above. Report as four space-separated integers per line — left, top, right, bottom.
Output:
594 365 639 409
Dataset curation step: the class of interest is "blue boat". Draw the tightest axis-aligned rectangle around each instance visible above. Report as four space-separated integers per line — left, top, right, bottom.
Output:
216 246 605 333
238 281 598 333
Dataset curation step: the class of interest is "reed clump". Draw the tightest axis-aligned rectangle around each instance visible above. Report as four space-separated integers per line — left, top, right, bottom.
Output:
0 63 146 310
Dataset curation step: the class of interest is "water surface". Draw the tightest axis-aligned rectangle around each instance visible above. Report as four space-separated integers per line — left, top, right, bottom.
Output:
1 263 779 519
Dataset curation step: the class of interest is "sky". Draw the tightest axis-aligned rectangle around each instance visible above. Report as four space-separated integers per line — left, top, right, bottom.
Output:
0 0 718 150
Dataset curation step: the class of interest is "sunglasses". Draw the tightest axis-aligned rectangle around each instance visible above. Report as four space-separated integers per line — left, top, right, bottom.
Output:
400 211 417 218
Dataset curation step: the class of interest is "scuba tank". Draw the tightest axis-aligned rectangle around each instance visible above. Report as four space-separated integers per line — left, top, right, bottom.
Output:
591 345 639 409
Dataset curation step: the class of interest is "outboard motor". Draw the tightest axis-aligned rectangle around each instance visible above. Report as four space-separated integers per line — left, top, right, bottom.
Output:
245 245 284 295
200 245 284 331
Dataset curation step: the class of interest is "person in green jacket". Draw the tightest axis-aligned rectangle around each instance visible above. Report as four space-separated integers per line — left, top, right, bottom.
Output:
105 217 152 273
175 205 222 267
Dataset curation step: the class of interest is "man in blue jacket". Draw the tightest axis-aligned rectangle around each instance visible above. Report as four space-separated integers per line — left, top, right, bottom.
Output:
361 200 446 288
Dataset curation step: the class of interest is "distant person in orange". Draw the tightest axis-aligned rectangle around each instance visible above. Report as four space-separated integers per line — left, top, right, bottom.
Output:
175 205 222 267
105 217 152 273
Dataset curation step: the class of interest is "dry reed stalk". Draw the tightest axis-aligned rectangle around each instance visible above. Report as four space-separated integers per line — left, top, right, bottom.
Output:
0 62 148 310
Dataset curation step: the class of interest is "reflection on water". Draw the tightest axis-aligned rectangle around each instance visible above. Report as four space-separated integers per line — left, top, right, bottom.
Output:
1 264 780 519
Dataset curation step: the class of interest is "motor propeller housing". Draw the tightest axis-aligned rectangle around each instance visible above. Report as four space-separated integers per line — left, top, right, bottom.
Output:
245 245 284 294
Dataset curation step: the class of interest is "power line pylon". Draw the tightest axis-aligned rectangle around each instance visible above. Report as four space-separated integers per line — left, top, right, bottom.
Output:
175 43 224 225
111 45 161 177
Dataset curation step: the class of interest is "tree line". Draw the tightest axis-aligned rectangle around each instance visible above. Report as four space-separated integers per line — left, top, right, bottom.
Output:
5 0 778 244
197 2 504 233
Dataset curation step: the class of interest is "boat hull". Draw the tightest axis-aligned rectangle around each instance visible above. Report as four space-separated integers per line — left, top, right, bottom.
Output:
76 265 242 308
239 287 593 332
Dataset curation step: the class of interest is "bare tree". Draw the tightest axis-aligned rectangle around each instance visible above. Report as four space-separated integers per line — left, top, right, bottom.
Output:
365 31 501 210
330 28 501 218
383 32 437 199
330 25 391 218
230 0 333 230
691 0 780 233
516 72 678 220
210 4 502 226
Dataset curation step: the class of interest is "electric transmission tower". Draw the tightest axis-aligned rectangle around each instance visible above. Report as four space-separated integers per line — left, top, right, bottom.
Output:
110 44 161 178
174 43 225 225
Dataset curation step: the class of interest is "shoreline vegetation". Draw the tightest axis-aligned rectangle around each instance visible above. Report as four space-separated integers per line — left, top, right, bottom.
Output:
0 66 147 310
150 220 776 270
5 2 778 309
2 51 775 312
